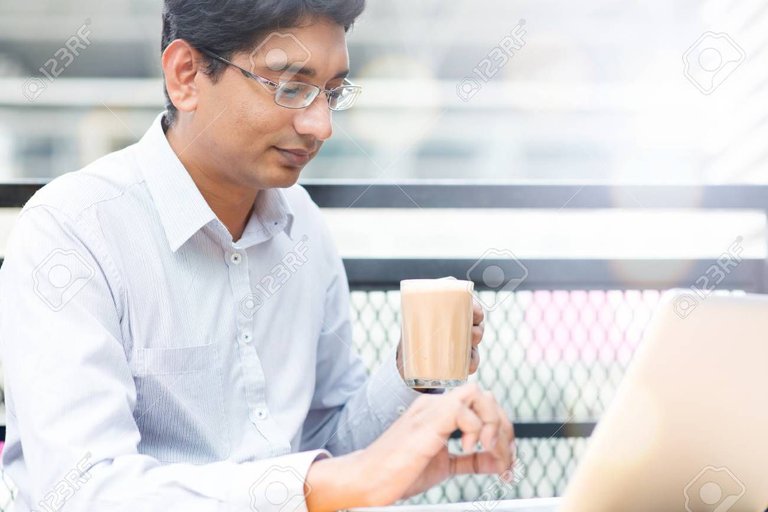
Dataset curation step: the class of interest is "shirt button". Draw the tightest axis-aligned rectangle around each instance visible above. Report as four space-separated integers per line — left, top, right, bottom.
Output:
230 253 242 264
396 405 407 416
240 332 252 343
252 408 269 420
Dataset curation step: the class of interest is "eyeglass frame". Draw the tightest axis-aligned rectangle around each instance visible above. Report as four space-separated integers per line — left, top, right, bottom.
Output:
197 48 362 111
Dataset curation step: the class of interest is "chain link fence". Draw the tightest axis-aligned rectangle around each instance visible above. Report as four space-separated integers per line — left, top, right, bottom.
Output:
350 287 727 505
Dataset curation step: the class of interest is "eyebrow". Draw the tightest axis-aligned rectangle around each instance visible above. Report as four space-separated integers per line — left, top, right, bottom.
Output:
272 63 349 81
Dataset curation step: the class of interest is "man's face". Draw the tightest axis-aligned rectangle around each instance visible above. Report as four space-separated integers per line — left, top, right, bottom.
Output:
192 17 349 190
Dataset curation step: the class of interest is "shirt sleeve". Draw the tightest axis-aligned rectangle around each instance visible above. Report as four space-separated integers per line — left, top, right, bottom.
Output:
300 243 422 456
0 205 328 512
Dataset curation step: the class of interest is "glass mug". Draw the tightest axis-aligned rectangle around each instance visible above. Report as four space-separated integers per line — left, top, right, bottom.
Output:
400 278 475 389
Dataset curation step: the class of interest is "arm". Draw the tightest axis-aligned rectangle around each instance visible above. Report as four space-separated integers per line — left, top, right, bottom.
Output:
304 383 517 512
300 248 422 456
0 205 326 512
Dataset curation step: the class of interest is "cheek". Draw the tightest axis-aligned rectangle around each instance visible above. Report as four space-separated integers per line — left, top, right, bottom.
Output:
231 103 293 146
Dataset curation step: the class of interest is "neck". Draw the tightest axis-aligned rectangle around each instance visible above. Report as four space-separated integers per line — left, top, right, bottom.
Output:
165 120 258 242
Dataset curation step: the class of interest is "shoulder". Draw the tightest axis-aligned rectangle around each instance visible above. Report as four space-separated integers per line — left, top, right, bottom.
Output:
22 144 143 222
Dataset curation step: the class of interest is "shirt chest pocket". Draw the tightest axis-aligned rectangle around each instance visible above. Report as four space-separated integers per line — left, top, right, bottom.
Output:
132 343 230 463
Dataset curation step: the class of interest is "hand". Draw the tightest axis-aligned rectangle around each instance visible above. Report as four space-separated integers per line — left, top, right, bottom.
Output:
469 297 485 374
359 382 514 505
396 296 487 378
304 383 515 511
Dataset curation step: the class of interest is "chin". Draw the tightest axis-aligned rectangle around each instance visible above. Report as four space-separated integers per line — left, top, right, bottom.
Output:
269 165 304 188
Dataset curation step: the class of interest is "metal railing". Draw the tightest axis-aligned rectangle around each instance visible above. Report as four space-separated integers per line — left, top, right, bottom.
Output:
1 180 767 503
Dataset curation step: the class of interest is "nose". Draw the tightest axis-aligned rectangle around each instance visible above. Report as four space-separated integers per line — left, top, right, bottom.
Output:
293 93 333 141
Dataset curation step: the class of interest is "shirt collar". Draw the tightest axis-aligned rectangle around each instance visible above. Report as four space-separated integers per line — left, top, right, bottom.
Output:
135 113 295 252
236 183 296 249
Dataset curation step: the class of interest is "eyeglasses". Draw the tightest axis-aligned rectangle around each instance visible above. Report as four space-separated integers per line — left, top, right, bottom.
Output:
199 48 362 111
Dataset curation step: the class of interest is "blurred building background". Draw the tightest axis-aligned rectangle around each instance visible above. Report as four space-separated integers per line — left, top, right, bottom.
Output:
0 0 766 183
2 0 767 261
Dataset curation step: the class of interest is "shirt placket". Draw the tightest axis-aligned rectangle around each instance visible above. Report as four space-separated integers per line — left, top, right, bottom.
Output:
225 246 292 457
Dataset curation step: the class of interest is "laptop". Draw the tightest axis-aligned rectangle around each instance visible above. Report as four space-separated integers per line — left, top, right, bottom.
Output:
351 292 768 512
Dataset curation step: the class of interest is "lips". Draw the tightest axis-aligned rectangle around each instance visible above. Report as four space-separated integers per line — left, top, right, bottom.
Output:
274 147 313 167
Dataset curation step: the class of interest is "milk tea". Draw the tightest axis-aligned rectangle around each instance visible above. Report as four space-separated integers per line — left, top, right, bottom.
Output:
400 279 474 388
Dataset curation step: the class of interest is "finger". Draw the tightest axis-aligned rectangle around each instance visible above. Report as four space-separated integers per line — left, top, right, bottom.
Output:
455 404 483 453
473 390 501 452
449 451 504 475
453 389 500 454
471 323 484 346
446 384 500 451
501 443 518 484
440 385 514 475
467 388 500 421
472 300 484 325
451 383 496 418
447 381 483 402
469 346 479 374
491 403 513 473
430 383 482 441
450 384 486 448
502 405 515 452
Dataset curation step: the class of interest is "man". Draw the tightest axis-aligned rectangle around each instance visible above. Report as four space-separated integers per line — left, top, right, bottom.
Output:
0 1 515 510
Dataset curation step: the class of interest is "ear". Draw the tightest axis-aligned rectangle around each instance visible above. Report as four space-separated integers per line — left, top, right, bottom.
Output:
162 39 202 115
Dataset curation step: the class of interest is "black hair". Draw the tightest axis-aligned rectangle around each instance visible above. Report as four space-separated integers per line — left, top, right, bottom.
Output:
161 0 365 126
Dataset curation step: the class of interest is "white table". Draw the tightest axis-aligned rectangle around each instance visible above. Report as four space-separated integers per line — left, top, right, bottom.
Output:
348 497 562 512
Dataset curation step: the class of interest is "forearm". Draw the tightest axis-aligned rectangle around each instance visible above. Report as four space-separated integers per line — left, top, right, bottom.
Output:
22 449 327 512
305 345 421 455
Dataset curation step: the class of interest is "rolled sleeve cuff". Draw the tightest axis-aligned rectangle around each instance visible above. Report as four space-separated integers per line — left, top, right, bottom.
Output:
233 448 330 512
366 345 422 426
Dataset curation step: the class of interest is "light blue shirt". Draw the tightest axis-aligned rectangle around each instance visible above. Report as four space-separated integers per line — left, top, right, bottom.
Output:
0 113 421 512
